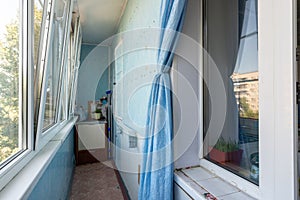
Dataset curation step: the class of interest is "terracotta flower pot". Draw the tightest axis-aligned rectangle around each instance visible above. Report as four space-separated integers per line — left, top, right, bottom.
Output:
229 149 243 164
209 147 243 164
209 147 228 163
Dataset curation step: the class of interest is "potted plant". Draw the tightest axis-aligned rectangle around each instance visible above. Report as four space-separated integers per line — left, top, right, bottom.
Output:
209 137 243 164
92 109 102 120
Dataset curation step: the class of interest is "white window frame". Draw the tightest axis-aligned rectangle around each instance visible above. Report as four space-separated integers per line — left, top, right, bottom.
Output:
0 0 80 192
198 0 297 199
35 0 74 150
58 44 69 122
258 0 297 199
0 0 34 190
67 32 74 115
68 16 81 116
34 0 55 148
56 0 74 124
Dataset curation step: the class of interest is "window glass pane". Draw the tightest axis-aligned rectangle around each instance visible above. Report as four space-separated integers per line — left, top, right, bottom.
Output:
67 34 74 114
240 0 257 37
66 33 74 113
34 0 44 75
60 43 69 121
204 0 259 185
70 68 78 114
69 25 81 115
43 43 57 128
59 80 67 122
43 0 69 129
0 0 22 163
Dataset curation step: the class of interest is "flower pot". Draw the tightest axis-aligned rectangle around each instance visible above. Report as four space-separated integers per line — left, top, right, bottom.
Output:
209 147 229 163
91 113 101 120
209 147 243 164
228 149 243 165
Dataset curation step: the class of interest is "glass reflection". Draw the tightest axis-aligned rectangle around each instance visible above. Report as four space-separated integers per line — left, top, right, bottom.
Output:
204 0 259 185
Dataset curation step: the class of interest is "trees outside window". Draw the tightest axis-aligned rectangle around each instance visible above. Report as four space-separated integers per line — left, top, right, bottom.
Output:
0 18 20 163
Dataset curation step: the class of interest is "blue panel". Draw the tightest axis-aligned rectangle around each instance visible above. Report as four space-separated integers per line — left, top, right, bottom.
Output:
80 45 96 63
28 128 75 200
95 67 109 100
77 44 109 110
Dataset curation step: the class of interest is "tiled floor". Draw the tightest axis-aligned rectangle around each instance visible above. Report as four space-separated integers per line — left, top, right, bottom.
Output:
69 162 125 200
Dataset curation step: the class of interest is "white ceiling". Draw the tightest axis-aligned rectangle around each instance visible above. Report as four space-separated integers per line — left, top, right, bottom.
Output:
77 0 127 45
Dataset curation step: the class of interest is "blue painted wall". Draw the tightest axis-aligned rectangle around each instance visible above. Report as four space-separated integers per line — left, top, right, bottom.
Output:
27 128 75 200
77 44 109 112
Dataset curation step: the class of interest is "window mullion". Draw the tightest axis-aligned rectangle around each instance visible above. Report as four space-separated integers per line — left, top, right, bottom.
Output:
24 0 34 150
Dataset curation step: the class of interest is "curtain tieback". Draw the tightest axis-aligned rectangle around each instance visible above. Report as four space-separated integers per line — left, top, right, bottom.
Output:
158 70 170 74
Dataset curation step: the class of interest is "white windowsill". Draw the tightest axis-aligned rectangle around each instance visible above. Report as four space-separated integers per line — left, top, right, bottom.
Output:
174 166 257 200
0 117 77 199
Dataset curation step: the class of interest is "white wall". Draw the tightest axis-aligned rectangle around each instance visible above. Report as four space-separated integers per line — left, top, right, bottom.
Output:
172 0 202 169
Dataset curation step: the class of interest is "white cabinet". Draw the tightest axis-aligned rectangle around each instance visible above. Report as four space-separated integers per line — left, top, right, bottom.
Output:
75 120 107 164
77 123 106 150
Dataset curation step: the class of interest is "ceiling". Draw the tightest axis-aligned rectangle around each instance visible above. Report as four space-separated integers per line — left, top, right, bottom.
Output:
77 0 127 45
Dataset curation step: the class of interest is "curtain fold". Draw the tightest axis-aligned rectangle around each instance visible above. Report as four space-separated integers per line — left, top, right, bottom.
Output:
138 1 187 200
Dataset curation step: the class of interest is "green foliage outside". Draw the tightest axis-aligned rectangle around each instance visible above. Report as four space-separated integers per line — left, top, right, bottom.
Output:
0 18 20 162
0 6 43 163
239 97 259 119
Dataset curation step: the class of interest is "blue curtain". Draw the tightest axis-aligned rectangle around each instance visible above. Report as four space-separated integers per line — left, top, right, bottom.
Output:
138 1 187 200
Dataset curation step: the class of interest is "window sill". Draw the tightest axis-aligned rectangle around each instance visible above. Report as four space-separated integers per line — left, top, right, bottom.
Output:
0 117 77 199
174 166 257 200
